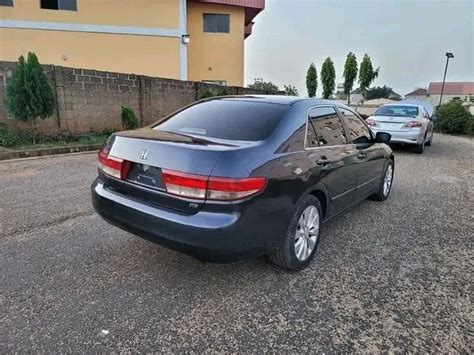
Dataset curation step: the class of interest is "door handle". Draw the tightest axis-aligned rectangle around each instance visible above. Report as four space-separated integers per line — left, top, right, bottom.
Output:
316 156 330 166
357 152 366 160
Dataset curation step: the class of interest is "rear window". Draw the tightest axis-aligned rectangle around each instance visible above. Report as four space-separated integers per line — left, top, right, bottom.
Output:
374 105 419 117
153 100 289 141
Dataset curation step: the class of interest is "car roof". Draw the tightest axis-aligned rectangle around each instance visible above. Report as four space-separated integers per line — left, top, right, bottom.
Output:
381 103 419 107
210 95 347 107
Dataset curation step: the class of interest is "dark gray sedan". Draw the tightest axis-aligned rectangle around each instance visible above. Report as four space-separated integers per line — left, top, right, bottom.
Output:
92 96 394 270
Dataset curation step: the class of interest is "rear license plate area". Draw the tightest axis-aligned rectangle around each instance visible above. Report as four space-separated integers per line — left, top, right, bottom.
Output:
127 163 165 190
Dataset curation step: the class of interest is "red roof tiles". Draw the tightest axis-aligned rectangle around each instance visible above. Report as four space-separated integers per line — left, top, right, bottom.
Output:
428 82 474 95
406 88 428 96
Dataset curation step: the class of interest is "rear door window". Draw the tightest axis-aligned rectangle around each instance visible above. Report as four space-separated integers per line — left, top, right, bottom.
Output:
308 106 347 146
154 100 289 141
338 108 372 144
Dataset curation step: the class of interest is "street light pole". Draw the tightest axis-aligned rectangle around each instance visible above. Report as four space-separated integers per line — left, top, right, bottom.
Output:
439 52 454 106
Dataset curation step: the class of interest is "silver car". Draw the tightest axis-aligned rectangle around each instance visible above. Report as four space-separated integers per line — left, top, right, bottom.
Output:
366 103 434 153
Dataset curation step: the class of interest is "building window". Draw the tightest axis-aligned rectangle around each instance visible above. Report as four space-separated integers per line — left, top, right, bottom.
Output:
0 0 14 6
40 0 77 11
203 14 230 33
202 80 227 86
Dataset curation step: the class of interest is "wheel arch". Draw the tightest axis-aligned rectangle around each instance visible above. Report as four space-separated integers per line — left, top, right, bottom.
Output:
298 183 329 219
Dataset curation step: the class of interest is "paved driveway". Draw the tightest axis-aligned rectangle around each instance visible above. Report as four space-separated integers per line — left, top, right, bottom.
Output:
1 134 472 352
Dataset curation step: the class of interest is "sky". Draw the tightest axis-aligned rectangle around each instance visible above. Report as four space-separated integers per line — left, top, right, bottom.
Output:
244 0 474 97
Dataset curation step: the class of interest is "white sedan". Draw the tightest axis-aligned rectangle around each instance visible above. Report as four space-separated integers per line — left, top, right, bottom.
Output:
366 103 434 154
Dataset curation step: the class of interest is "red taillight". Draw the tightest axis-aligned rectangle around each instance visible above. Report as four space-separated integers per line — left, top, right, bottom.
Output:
162 169 208 199
366 118 376 126
98 149 131 180
207 177 267 200
162 169 267 201
405 120 422 128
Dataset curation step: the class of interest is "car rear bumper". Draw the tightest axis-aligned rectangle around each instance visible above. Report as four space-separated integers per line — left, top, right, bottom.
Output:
91 179 289 262
371 127 425 145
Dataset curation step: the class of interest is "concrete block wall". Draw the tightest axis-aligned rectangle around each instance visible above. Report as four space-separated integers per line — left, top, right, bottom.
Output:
0 61 281 134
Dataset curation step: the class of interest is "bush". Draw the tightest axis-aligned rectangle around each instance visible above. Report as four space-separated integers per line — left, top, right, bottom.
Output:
121 106 139 130
435 100 473 135
0 125 27 147
216 88 229 96
200 90 215 99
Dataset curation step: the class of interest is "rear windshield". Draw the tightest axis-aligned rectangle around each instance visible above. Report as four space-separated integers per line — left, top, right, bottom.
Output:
153 100 289 141
374 105 419 117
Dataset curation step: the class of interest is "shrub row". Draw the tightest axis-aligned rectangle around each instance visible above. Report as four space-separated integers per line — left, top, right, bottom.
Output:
0 124 114 148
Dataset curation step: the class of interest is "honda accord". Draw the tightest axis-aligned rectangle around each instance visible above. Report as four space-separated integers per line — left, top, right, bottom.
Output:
92 96 394 270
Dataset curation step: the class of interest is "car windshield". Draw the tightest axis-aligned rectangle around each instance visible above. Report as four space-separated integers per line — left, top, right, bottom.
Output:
374 105 419 117
153 99 289 141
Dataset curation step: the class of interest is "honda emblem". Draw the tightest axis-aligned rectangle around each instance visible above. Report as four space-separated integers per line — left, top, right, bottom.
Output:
140 149 150 160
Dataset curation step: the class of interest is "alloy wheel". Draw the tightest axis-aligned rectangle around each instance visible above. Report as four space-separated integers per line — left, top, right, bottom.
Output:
294 205 319 261
383 165 393 196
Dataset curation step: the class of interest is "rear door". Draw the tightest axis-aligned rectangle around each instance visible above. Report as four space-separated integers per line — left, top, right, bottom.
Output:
421 107 434 139
306 106 359 216
338 107 385 200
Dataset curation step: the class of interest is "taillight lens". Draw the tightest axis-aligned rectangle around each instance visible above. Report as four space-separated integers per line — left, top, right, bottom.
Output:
162 169 267 201
98 149 131 180
366 118 376 126
162 169 208 199
405 121 423 128
207 177 267 200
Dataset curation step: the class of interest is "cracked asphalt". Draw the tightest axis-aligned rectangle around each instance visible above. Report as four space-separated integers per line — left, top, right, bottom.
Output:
1 134 473 352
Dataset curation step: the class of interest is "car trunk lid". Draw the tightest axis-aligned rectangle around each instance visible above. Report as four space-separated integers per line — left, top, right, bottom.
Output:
102 128 255 214
372 115 420 132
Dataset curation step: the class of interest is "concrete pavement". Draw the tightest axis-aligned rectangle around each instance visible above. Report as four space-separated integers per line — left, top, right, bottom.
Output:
1 134 472 352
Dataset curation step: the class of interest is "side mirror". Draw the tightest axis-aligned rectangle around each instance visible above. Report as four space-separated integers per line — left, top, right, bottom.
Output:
375 132 391 144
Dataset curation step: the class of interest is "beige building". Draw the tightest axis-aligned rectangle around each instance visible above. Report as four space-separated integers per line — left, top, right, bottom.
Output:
0 0 265 86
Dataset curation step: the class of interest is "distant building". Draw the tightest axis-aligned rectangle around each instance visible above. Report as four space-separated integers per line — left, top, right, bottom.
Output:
335 83 347 100
0 0 265 86
349 86 400 104
350 88 363 104
405 88 428 101
426 82 474 106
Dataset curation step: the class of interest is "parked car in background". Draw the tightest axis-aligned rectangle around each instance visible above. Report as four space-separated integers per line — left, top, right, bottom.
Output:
92 96 394 270
366 102 434 153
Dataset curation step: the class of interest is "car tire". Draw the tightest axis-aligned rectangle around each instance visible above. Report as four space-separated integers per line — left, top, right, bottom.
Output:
370 160 394 201
269 195 322 271
426 134 433 146
414 138 425 154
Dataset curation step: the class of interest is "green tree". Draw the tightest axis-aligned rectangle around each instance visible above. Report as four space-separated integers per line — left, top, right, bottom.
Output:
320 57 336 99
358 54 380 102
366 85 394 100
284 84 299 96
306 63 318 98
5 52 55 142
343 52 358 104
247 79 279 94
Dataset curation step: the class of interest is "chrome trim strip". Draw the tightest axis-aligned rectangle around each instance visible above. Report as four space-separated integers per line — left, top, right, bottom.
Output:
355 176 380 189
331 187 355 201
0 19 181 37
